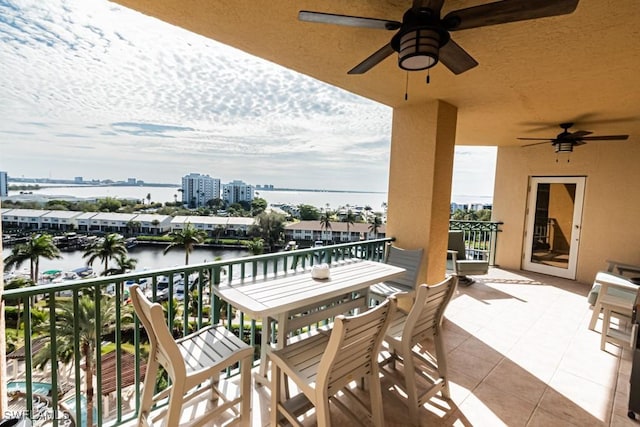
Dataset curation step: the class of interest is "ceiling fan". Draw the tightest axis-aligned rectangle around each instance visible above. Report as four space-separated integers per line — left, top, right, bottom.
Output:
298 0 580 75
518 123 630 153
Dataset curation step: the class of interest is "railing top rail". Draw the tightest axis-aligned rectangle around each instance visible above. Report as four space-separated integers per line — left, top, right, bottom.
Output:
2 238 393 298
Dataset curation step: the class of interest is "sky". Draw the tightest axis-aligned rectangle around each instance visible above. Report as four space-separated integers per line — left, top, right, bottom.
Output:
0 0 496 196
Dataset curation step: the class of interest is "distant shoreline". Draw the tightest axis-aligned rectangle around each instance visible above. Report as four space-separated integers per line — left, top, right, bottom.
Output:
8 180 386 194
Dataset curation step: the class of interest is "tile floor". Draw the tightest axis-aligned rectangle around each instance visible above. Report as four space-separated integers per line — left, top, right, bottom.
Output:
136 267 638 426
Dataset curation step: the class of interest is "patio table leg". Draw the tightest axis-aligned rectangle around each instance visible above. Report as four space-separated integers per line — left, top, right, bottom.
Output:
255 316 272 386
255 313 288 387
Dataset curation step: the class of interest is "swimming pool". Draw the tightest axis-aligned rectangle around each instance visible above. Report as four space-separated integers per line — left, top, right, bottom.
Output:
63 395 96 427
7 381 53 396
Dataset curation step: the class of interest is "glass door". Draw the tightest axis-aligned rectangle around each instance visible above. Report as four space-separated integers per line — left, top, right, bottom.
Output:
523 176 585 279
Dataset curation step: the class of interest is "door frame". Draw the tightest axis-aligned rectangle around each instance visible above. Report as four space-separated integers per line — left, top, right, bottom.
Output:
523 176 585 279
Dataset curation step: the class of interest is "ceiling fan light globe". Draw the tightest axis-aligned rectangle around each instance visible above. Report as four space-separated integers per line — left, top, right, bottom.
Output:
397 29 440 71
555 141 574 153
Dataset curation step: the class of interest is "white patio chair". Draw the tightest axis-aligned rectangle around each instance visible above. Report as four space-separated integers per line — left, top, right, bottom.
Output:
129 284 253 427
368 245 423 305
270 296 397 427
380 276 458 426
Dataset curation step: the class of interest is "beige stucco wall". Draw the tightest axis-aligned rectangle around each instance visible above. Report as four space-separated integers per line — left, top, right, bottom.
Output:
493 141 640 285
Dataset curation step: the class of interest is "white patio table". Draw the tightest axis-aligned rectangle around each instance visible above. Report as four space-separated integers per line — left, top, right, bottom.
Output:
213 258 406 383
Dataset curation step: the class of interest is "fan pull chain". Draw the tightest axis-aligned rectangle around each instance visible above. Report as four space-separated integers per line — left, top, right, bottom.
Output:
404 72 409 101
426 69 430 84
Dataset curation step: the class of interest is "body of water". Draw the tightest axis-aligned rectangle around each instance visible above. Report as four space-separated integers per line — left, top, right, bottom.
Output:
3 245 249 277
6 183 491 209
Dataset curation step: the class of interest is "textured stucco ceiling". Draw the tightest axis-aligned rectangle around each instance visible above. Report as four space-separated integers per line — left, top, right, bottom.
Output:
112 0 640 147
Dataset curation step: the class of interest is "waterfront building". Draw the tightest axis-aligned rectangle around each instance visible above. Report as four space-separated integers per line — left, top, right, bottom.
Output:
222 180 254 205
1 208 49 230
0 170 8 197
41 210 83 231
171 215 254 238
1 209 172 235
181 173 220 208
131 213 172 235
284 220 386 244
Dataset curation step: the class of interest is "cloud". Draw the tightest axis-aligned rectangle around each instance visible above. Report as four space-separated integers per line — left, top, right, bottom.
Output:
0 0 494 197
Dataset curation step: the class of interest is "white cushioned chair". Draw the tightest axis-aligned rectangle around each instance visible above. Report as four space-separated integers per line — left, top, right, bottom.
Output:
447 230 489 285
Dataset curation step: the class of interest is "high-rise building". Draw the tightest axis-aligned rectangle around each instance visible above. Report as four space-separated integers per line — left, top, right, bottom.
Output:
222 180 254 204
181 173 220 208
0 171 8 197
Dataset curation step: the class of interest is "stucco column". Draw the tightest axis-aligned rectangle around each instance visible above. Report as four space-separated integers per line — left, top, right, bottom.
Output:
386 100 457 285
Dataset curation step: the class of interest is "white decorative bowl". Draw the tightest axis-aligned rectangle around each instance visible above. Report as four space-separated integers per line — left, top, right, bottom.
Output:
311 263 330 280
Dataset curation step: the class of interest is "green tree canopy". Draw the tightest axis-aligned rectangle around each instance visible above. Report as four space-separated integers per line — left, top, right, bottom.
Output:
251 197 268 216
4 233 62 283
368 215 383 236
298 204 320 220
319 210 333 236
244 238 265 255
4 276 34 332
83 233 128 275
34 294 116 427
249 212 286 251
343 209 357 238
97 197 122 212
105 254 138 276
46 199 72 210
163 222 207 265
206 198 226 211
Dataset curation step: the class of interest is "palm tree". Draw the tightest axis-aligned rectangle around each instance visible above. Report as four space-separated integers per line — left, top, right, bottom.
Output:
4 233 62 284
4 277 33 333
343 209 356 241
214 225 226 243
83 233 128 275
164 222 207 265
368 215 383 237
319 210 332 244
33 294 116 427
105 254 138 276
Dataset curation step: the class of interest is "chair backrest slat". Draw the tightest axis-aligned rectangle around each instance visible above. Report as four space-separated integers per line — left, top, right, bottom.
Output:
385 246 424 290
404 277 457 346
130 284 186 378
447 231 467 259
318 297 397 395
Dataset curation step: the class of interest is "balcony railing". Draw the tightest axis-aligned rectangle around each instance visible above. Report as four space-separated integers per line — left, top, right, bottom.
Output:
449 220 503 266
2 238 392 427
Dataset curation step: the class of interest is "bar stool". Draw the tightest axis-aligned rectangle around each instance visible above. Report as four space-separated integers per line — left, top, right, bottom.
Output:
600 292 638 351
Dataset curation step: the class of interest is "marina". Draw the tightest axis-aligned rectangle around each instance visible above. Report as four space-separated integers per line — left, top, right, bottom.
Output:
2 245 249 284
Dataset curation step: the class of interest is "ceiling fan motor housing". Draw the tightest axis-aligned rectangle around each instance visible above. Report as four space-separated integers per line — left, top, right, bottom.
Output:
391 8 450 71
